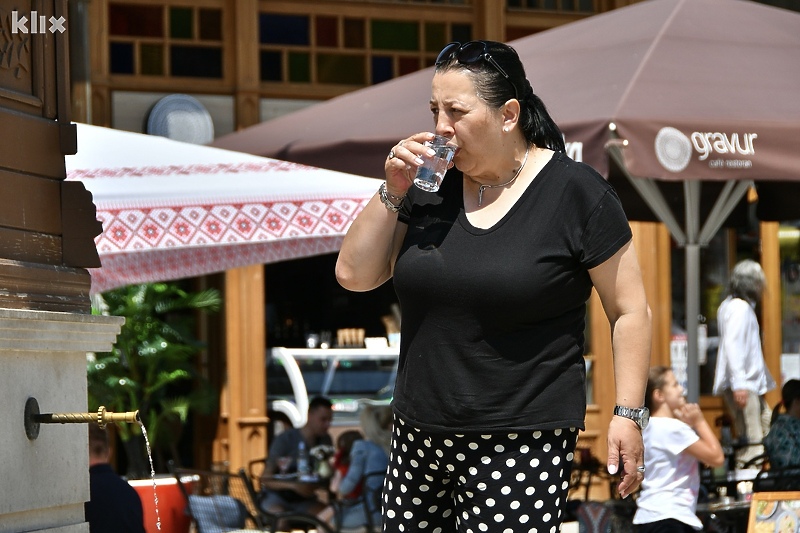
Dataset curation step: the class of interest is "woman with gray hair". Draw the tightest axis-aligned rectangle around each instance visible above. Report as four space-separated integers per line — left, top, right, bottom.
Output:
713 259 776 466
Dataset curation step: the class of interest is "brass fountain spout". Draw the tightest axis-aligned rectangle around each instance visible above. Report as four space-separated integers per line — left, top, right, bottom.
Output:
24 397 140 440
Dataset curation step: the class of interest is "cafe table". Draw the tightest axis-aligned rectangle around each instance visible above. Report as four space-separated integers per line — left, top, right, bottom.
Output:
259 473 333 503
696 498 751 533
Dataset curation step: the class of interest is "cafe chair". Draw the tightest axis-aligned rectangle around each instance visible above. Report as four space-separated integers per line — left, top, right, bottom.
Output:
172 465 334 533
172 466 267 532
330 471 385 533
574 501 614 533
247 457 269 491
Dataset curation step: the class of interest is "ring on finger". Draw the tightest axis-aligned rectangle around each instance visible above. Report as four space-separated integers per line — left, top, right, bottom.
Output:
636 465 646 473
388 149 395 160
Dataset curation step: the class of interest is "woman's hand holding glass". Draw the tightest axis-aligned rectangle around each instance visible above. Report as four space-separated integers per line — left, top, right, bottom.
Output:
385 132 442 198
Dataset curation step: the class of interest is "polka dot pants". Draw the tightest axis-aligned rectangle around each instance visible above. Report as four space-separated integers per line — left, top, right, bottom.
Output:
382 415 578 533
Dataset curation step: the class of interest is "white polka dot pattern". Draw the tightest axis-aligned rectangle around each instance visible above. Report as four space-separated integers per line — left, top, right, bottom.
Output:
382 415 578 532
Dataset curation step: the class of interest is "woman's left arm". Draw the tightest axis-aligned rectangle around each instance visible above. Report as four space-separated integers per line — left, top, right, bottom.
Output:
589 239 652 498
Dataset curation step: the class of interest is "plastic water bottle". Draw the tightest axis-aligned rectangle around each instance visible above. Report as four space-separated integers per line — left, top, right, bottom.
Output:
296 440 311 478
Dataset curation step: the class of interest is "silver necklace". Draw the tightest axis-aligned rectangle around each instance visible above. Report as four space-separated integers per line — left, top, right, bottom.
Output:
476 146 531 207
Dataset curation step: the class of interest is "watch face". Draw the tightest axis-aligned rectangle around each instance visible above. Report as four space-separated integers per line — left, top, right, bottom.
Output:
614 406 650 429
639 408 650 429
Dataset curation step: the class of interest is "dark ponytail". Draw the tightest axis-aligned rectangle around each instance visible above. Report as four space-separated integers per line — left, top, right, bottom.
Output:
519 81 566 153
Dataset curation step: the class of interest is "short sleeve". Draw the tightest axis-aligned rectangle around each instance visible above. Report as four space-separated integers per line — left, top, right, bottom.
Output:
662 420 700 456
579 188 632 269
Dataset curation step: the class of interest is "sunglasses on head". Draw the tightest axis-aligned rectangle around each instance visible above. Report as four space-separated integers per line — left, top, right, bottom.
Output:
435 41 518 100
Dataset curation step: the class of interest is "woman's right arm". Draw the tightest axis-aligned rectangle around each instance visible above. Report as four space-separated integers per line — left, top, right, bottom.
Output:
677 404 725 467
335 195 408 292
336 133 434 292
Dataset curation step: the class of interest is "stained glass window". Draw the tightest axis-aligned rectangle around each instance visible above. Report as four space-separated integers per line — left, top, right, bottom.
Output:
258 11 473 86
260 14 310 45
108 2 223 79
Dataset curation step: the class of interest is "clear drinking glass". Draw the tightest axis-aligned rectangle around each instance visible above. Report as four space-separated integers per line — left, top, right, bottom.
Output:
413 135 456 192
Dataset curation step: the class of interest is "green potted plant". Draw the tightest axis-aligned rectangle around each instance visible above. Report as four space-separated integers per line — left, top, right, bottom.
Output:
87 281 222 479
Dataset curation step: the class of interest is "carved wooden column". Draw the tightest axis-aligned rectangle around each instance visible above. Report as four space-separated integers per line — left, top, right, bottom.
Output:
233 0 260 130
0 0 100 312
474 0 505 42
214 264 268 471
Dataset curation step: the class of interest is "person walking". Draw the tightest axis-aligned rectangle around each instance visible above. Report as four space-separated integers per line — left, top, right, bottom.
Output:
713 259 776 466
336 40 652 532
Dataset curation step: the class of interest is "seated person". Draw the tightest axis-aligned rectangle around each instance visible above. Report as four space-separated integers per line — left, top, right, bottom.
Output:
633 366 724 533
85 423 146 533
259 396 334 515
330 429 365 499
763 379 800 469
318 404 392 530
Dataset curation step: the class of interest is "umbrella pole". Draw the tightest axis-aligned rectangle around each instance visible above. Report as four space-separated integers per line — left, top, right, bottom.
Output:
685 243 701 403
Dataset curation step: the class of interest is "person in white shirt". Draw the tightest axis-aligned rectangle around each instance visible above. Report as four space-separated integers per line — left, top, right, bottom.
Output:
634 366 724 532
712 259 776 465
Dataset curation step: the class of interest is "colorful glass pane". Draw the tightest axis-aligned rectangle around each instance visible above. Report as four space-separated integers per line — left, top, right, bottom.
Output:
316 16 337 47
398 56 419 76
109 42 134 74
424 23 447 53
344 18 365 49
317 54 365 85
260 13 310 45
170 46 222 78
451 24 472 43
170 7 192 39
109 4 163 37
288 52 311 83
371 20 418 51
372 56 392 84
199 9 222 41
260 50 282 81
140 43 164 75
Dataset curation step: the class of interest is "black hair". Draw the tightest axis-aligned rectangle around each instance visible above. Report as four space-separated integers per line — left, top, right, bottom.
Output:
435 40 566 153
771 379 800 426
308 396 333 411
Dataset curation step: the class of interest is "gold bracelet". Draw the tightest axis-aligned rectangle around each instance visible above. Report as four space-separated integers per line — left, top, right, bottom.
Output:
378 182 404 213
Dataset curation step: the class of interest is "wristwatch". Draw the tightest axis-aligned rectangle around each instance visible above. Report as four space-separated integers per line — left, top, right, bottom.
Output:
613 405 650 430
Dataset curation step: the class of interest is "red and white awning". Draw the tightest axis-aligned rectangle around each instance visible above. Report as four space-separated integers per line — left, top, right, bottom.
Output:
66 124 379 293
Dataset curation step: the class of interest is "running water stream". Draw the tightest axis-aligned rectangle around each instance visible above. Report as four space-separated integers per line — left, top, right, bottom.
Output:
139 421 162 531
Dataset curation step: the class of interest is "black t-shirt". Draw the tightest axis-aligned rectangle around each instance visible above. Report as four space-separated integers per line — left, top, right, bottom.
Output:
393 152 632 433
86 464 146 533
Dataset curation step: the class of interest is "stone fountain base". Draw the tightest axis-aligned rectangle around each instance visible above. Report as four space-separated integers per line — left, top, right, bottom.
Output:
0 308 124 533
